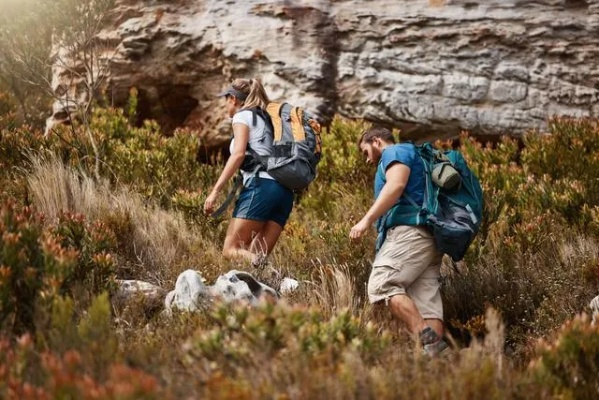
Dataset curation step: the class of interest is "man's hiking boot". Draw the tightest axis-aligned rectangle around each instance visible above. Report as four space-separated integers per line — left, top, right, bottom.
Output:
419 326 450 358
423 339 449 358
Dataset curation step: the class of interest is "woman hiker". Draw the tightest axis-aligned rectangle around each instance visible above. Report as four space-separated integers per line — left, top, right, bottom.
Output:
203 78 294 268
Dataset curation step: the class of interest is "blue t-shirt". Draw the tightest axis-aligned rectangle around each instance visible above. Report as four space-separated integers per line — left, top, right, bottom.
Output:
375 143 425 210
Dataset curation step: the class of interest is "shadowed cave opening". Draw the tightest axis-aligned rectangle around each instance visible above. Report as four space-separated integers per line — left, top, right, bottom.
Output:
134 85 198 136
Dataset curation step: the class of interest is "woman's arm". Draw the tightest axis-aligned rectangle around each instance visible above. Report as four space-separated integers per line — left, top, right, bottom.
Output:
203 123 250 215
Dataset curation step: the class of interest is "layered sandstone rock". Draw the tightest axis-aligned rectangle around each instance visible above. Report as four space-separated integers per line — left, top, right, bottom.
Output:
48 0 599 148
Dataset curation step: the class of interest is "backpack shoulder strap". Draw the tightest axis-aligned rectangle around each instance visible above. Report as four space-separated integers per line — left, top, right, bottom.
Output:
239 107 271 127
290 106 306 141
266 102 284 141
307 118 322 155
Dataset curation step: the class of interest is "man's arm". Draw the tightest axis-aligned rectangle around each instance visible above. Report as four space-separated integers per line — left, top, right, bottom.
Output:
349 162 411 239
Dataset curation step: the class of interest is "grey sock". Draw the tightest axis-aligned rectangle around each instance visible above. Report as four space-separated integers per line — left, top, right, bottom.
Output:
419 326 441 345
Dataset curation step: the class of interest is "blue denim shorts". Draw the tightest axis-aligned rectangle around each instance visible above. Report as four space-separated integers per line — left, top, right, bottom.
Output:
233 178 294 227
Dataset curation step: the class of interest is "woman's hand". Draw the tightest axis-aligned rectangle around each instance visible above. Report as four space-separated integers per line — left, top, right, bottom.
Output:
203 190 220 215
203 122 249 217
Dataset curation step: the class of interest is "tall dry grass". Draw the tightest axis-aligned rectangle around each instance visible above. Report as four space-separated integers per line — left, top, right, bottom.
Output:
308 262 363 316
26 153 213 284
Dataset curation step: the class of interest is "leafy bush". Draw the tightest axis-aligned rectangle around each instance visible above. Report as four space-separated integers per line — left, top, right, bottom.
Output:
0 202 116 335
0 122 52 204
0 319 163 399
1 103 217 209
52 213 117 301
187 303 390 365
529 314 599 399
0 203 76 335
523 117 599 231
0 90 18 130
440 127 599 352
48 106 217 206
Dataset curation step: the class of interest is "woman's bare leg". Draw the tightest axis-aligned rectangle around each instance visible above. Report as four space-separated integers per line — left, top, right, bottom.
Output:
222 218 266 263
250 221 284 257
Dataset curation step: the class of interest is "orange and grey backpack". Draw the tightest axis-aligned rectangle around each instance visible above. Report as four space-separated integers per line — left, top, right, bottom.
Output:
245 102 322 190
211 102 322 218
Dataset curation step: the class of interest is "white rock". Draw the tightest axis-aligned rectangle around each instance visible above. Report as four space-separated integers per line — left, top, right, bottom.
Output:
488 80 528 103
165 269 279 313
166 269 211 312
280 278 299 295
211 272 257 304
116 279 164 301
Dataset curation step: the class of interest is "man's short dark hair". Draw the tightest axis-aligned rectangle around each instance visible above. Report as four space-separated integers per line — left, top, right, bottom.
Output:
358 127 396 147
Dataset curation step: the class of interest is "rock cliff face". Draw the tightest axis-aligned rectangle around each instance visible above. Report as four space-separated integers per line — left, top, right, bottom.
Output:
48 0 599 148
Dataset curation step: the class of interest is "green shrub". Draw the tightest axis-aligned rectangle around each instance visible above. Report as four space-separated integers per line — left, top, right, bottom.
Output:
1 103 217 210
187 302 391 369
48 107 217 206
0 202 76 335
0 202 117 336
522 117 599 231
529 314 599 399
0 90 18 130
0 333 164 400
441 126 599 351
0 125 52 204
51 213 117 303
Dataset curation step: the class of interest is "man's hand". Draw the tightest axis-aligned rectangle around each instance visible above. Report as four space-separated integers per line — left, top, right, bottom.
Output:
349 163 410 240
350 217 372 240
203 190 219 215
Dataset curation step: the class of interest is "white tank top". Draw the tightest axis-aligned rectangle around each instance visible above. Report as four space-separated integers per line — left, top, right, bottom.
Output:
230 109 274 183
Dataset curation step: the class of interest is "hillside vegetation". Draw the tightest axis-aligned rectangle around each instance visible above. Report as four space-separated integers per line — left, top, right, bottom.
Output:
0 87 598 398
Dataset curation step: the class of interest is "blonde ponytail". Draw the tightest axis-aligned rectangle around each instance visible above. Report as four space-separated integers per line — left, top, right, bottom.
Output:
231 77 269 109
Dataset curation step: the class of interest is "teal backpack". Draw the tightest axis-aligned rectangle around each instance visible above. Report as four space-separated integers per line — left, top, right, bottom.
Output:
379 142 483 262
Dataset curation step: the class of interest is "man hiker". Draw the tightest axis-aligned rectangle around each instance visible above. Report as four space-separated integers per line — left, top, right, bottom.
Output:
349 127 449 357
